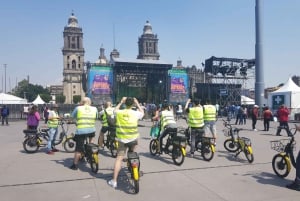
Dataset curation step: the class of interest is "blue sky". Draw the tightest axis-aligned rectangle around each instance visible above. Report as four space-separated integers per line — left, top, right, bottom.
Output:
0 0 299 92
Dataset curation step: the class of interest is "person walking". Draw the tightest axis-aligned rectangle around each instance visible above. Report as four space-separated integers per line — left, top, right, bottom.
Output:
46 104 60 155
184 98 204 157
1 105 9 125
27 105 40 129
262 106 272 131
70 97 98 170
276 104 290 136
108 97 144 188
203 99 217 145
98 101 115 149
251 105 259 131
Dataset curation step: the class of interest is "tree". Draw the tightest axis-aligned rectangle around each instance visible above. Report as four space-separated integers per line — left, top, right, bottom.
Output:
12 79 51 102
56 95 66 104
73 95 81 104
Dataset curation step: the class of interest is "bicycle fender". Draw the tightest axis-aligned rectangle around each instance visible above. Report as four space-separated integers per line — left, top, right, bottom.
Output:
211 144 216 153
92 153 99 164
279 153 292 172
133 166 139 180
181 147 186 156
247 146 253 154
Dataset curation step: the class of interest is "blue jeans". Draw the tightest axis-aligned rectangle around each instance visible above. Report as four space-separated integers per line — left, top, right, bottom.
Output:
47 127 58 151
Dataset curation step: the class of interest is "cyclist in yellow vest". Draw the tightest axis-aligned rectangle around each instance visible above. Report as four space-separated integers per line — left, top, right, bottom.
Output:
184 98 204 157
158 103 177 153
108 97 144 188
203 99 217 145
46 104 60 155
98 101 115 149
69 97 98 170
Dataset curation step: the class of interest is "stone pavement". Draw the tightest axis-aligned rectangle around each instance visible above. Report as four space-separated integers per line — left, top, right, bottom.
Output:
0 118 299 201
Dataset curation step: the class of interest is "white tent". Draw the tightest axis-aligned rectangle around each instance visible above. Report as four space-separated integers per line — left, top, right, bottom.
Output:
0 93 28 104
268 77 300 120
32 94 46 104
241 95 254 105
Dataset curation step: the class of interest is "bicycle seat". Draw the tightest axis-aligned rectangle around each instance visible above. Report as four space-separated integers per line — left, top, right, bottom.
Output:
23 129 38 134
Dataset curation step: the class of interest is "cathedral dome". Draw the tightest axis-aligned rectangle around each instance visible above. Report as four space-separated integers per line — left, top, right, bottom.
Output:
143 20 153 34
67 12 79 27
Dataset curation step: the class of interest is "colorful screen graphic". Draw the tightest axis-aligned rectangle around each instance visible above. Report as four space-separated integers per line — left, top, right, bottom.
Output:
87 66 113 96
169 69 188 94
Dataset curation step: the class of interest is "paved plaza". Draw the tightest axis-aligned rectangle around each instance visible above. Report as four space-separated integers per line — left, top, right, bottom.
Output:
0 118 299 201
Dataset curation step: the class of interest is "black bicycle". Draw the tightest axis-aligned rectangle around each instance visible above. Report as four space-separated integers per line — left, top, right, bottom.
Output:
100 127 118 158
23 127 49 153
81 136 99 174
270 124 298 178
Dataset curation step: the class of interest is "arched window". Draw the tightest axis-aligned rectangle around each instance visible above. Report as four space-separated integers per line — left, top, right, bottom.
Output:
72 60 76 69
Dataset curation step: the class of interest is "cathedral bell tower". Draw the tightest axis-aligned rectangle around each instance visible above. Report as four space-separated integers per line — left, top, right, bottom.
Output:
62 12 85 104
137 21 160 60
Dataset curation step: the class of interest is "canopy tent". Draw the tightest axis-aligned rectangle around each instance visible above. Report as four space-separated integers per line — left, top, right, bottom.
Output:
32 94 46 104
0 93 28 104
268 77 300 120
241 95 254 105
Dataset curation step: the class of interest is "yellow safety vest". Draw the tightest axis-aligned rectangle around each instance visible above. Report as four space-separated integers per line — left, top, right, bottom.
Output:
188 107 204 128
203 105 216 121
76 105 97 129
47 110 59 128
101 107 114 126
160 110 176 128
115 109 139 141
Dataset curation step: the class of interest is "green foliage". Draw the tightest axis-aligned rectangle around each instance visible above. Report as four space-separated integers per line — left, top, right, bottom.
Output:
12 79 51 102
73 95 81 104
56 95 66 104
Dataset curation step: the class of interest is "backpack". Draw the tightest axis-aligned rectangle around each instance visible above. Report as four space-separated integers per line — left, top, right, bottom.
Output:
105 109 116 127
1 107 8 116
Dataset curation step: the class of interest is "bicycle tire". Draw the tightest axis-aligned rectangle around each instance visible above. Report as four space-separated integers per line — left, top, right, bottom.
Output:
63 137 76 153
224 139 239 152
172 145 185 166
133 179 139 194
200 142 214 161
149 139 158 156
90 153 99 173
244 146 254 163
272 153 291 178
23 137 40 153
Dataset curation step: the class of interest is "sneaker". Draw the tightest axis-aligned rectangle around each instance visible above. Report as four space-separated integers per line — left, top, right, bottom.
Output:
108 179 117 188
47 150 54 155
52 148 59 152
286 182 300 191
69 164 78 170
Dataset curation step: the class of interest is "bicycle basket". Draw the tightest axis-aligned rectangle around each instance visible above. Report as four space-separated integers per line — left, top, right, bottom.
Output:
240 137 251 146
223 129 231 137
270 139 296 152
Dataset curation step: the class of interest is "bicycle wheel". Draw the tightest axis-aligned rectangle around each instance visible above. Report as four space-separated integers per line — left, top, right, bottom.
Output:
224 139 239 152
63 137 76 153
133 179 139 194
90 153 99 173
23 137 40 153
172 145 185 166
149 139 159 156
272 153 291 178
244 146 254 163
200 142 214 161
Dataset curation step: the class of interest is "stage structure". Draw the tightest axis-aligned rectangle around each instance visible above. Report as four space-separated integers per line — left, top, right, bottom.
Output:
111 58 172 104
202 56 255 106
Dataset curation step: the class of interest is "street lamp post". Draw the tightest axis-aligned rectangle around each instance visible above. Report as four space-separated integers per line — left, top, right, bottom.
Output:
4 64 7 93
159 80 162 103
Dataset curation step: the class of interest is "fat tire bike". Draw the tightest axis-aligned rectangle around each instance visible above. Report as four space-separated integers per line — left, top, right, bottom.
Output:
270 124 298 178
222 119 254 163
149 128 187 166
99 127 118 158
23 127 49 153
80 136 99 174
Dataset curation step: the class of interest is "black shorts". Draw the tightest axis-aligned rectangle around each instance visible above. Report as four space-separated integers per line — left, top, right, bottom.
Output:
74 132 95 152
